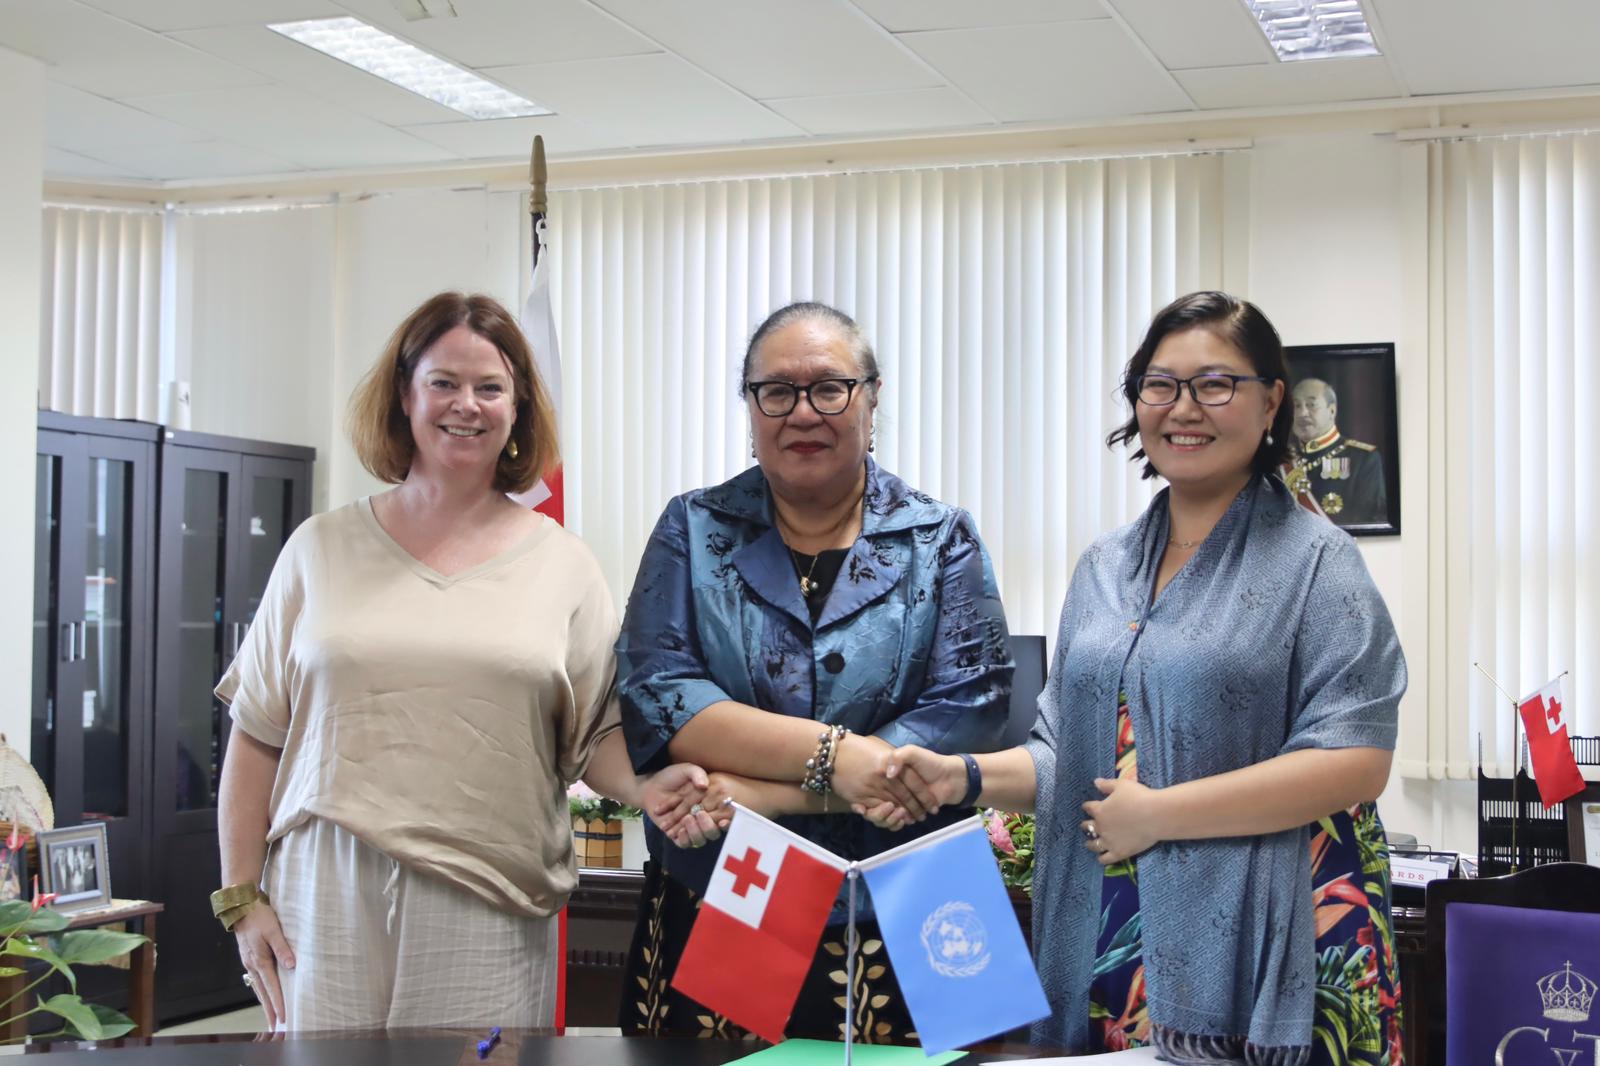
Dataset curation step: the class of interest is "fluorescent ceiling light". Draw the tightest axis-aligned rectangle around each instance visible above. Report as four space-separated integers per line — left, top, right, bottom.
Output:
1240 0 1380 62
268 16 550 120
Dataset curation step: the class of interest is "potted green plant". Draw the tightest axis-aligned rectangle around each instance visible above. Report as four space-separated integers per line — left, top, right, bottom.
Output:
0 879 147 1043
567 784 640 869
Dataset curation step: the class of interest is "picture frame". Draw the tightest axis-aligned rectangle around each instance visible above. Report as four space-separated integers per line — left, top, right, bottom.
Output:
37 822 112 912
1567 784 1600 868
1282 343 1401 536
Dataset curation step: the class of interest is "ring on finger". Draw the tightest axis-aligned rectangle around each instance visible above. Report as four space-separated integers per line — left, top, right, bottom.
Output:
242 972 255 988
1083 820 1099 841
689 802 704 815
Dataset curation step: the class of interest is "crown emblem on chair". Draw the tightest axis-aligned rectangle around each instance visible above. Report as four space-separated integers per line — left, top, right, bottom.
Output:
1538 962 1598 1022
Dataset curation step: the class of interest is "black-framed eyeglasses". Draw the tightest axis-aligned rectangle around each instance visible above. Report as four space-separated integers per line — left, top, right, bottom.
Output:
1135 373 1275 407
745 376 876 417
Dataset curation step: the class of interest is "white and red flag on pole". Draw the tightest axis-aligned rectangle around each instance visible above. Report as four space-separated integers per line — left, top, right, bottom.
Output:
1517 676 1585 807
672 804 847 1042
512 221 564 523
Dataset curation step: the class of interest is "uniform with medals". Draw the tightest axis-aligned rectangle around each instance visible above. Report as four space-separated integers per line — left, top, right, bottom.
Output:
1286 426 1388 526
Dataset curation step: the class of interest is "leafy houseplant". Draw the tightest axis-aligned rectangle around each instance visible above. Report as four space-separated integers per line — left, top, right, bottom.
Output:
0 890 148 1043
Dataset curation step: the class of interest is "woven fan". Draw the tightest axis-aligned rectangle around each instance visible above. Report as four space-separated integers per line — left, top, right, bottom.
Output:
0 735 53 833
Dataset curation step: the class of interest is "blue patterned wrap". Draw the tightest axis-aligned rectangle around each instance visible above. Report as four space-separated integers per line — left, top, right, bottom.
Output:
1024 475 1405 1054
617 458 1016 911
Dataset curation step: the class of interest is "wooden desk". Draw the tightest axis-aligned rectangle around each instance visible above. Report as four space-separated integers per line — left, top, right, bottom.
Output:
0 899 162 1042
17 1031 1054 1063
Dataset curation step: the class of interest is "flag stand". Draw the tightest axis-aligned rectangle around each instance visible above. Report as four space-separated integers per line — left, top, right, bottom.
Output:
843 867 859 1066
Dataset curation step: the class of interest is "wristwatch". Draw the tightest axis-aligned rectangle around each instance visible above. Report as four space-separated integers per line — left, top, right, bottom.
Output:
957 753 983 808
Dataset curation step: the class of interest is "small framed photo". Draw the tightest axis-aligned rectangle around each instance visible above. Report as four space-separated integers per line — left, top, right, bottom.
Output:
1283 343 1401 536
38 823 111 912
1568 784 1600 868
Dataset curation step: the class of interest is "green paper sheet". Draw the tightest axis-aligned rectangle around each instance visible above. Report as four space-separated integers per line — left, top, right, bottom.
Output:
729 1038 966 1066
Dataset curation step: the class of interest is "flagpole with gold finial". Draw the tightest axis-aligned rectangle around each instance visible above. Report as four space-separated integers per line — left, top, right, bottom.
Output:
530 134 547 269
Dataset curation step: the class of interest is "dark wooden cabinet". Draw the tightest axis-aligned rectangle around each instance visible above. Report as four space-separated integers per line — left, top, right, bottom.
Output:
150 430 312 1022
30 416 313 1025
31 413 158 905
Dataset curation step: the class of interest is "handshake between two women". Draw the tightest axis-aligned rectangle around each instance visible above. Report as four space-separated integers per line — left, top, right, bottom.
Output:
643 735 964 849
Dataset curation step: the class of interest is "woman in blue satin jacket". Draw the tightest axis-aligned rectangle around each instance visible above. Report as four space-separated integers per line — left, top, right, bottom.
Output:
615 301 1016 1043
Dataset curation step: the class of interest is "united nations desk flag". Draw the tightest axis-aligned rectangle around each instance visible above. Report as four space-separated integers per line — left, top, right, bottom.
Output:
859 817 1050 1053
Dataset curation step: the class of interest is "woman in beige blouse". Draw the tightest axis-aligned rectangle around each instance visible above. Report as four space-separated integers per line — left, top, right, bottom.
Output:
213 292 716 1032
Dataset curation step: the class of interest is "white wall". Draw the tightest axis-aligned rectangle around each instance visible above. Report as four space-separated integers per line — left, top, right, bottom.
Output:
177 206 338 508
1236 131 1478 853
1 47 43 756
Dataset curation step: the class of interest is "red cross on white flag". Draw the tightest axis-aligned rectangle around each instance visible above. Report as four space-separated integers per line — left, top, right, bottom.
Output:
672 805 847 1042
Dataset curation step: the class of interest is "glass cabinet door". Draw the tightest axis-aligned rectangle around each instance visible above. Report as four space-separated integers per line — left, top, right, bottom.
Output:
174 469 229 813
80 457 137 821
31 451 64 797
242 470 295 629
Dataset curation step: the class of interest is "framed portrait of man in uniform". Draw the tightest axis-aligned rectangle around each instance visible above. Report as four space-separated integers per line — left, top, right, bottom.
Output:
1282 343 1400 536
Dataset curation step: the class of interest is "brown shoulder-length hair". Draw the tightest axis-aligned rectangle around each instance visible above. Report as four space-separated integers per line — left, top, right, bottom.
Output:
347 292 558 495
1106 290 1293 480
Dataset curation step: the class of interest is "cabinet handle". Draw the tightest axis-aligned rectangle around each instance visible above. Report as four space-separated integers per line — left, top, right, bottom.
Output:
76 622 88 662
60 622 76 663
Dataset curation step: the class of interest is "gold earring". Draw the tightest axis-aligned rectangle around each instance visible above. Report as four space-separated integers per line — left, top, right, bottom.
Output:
506 439 520 460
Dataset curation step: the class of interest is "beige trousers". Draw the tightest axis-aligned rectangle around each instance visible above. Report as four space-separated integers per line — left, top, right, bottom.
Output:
264 816 558 1032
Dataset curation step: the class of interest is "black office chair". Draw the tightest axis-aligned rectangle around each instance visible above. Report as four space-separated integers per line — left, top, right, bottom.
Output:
1423 862 1600 1066
999 635 1045 747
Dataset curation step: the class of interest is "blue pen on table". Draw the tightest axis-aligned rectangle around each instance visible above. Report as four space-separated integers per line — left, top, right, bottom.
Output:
476 1026 501 1059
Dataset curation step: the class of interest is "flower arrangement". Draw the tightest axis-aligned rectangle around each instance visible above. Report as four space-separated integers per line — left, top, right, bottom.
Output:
986 810 1035 894
0 868 147 1042
565 782 640 823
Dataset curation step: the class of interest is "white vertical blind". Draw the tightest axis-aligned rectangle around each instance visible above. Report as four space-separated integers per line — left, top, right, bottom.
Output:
548 155 1226 637
39 206 162 421
1431 134 1600 777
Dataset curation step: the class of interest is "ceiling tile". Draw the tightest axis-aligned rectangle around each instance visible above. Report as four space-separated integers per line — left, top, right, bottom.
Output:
854 0 1105 32
47 83 210 151
45 146 151 181
126 85 461 170
1372 0 1600 95
401 114 618 158
1176 56 1401 109
488 54 803 148
766 87 996 136
170 25 465 126
74 0 343 32
1105 0 1274 70
0 0 264 97
69 139 303 181
900 21 1193 122
589 0 939 99
333 0 660 68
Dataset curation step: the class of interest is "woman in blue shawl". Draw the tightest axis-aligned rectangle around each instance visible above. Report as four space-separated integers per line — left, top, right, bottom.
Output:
615 302 1017 1042
884 292 1405 1066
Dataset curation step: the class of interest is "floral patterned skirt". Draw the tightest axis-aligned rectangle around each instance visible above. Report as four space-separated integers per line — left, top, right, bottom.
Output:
619 861 917 1044
1089 705 1404 1064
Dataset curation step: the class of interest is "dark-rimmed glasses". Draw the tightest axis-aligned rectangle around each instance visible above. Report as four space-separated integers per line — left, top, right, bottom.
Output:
745 377 876 417
1136 373 1274 407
